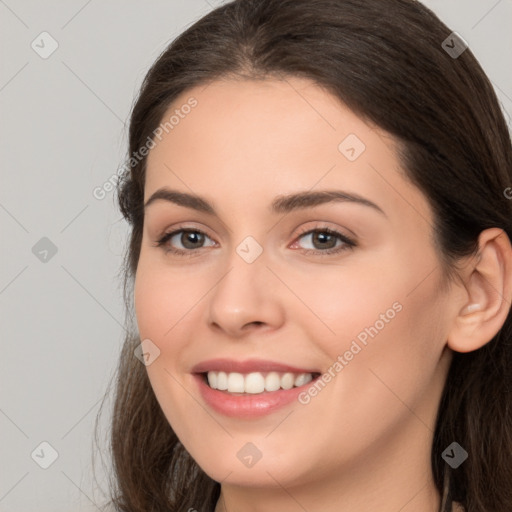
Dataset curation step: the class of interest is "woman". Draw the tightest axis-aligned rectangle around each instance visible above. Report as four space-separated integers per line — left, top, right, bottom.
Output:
97 0 512 510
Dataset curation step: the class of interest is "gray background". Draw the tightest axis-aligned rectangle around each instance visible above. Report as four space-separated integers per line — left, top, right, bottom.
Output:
1 0 511 510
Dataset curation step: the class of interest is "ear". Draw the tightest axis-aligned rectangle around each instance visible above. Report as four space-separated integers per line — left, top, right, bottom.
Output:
447 228 512 353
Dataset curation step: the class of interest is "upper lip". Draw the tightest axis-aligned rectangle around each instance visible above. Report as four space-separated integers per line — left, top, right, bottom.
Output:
191 358 320 375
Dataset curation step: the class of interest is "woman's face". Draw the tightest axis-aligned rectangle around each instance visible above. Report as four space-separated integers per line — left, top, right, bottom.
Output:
134 77 460 492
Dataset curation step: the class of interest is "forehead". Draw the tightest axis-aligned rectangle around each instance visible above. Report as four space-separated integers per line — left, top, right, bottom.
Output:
143 77 431 226
146 77 384 178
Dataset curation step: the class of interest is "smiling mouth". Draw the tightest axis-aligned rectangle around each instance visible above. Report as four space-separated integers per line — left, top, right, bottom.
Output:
200 370 322 394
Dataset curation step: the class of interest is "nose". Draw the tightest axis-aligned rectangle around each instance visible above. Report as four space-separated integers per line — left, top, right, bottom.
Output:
206 249 286 338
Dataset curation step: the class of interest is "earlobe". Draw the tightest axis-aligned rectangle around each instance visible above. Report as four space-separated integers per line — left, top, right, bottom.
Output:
447 228 512 354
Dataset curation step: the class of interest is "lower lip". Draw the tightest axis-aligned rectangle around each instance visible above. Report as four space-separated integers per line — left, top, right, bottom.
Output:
193 373 318 418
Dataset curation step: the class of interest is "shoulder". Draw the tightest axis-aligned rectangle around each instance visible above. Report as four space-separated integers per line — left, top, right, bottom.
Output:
452 502 465 512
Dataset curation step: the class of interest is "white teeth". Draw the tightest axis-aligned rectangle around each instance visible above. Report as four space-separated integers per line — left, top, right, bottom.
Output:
227 372 245 393
206 371 315 393
265 371 281 392
245 372 265 394
281 372 295 390
217 371 228 390
208 371 218 389
294 373 313 387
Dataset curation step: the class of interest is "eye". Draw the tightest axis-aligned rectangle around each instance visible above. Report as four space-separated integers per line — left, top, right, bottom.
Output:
154 224 356 258
291 226 356 256
155 227 216 256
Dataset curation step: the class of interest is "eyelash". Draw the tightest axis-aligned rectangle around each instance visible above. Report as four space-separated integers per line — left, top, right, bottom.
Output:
154 224 357 258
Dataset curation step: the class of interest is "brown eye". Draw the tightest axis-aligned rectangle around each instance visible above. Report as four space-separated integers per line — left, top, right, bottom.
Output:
155 228 216 255
307 231 338 250
178 230 206 249
295 227 356 255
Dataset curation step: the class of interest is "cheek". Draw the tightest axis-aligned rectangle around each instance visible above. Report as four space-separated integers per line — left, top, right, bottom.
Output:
291 267 448 469
133 258 209 445
134 254 204 343
290 247 447 399
286 256 403 355
133 267 169 342
295 237 443 357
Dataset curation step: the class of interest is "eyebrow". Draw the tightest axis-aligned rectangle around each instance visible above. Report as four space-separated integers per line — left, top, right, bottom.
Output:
144 187 386 216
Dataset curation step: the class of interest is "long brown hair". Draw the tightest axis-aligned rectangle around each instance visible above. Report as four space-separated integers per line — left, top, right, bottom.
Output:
94 1 512 510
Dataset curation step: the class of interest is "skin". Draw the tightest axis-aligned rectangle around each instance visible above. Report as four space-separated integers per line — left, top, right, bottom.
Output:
133 77 512 512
